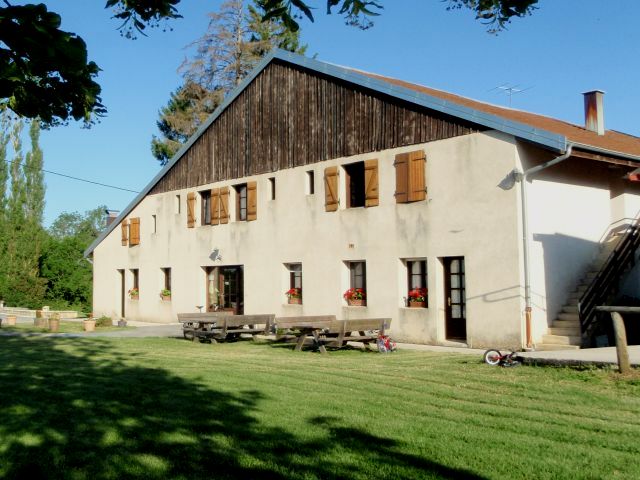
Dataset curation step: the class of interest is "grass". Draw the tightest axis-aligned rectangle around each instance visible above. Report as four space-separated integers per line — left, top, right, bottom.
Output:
0 337 638 479
0 320 129 334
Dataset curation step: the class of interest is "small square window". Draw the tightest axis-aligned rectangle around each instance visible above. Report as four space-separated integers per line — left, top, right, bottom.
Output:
130 268 139 299
152 214 157 234
161 267 171 297
306 170 315 195
200 190 211 226
175 194 181 214
406 259 428 307
269 177 276 200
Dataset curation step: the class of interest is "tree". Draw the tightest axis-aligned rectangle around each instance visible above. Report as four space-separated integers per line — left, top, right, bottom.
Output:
24 120 45 224
1 1 537 127
151 0 307 165
42 206 107 312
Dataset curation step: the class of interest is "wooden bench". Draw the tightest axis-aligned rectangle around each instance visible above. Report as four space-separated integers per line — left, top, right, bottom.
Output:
178 313 274 343
275 316 390 353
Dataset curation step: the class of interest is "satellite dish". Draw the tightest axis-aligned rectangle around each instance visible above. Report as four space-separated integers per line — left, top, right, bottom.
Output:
210 248 222 261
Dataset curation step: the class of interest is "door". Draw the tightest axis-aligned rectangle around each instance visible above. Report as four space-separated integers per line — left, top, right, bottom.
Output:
444 257 466 341
118 269 125 318
206 266 244 314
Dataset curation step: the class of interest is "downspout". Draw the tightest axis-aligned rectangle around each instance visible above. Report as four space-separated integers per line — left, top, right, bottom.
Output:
515 143 574 349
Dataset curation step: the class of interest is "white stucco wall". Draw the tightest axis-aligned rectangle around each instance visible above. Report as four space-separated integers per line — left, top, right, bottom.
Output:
516 144 640 343
92 131 525 348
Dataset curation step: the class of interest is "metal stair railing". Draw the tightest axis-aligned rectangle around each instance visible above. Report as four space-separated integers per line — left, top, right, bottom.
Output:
578 215 640 346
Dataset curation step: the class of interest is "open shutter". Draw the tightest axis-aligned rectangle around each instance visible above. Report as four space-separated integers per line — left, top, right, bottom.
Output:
129 218 140 246
121 220 129 246
247 181 257 221
324 166 339 212
408 150 426 202
364 159 379 207
187 192 196 228
220 186 230 224
394 153 409 203
211 188 220 225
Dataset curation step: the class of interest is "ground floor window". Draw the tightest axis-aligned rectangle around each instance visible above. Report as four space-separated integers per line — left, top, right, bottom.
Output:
161 268 171 298
344 261 366 306
285 263 302 304
129 268 139 299
406 259 427 307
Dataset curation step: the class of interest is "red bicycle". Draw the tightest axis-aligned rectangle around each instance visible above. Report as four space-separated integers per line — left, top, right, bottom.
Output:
483 349 520 367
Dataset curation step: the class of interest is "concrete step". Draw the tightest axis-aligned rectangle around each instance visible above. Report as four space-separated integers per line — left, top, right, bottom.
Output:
561 305 578 314
541 334 582 345
553 319 580 329
558 312 579 322
549 326 581 336
567 294 582 303
534 343 581 351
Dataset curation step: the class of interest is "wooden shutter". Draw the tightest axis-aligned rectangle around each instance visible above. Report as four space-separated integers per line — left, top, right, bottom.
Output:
220 186 230 224
129 218 140 246
364 159 379 207
408 150 426 202
121 219 129 246
394 153 409 203
187 192 196 228
211 188 220 225
247 181 257 221
324 166 339 212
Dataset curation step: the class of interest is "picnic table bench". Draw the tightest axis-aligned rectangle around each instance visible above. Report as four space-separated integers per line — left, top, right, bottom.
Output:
178 312 274 343
275 316 391 354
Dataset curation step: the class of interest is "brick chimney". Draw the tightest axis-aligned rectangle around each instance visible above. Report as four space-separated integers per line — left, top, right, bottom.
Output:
105 209 120 227
583 90 605 135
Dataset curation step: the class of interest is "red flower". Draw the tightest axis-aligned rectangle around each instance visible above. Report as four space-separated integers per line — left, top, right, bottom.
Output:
408 288 427 301
285 288 301 298
343 288 366 300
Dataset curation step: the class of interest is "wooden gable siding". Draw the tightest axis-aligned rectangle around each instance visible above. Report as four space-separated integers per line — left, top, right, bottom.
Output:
150 61 481 195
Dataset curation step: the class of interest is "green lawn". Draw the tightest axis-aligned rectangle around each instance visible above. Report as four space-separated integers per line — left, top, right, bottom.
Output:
0 320 128 334
0 337 638 479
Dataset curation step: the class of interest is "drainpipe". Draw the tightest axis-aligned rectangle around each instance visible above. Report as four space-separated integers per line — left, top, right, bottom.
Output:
515 143 574 349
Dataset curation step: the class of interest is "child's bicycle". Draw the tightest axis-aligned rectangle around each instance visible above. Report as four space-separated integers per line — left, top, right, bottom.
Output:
483 349 520 367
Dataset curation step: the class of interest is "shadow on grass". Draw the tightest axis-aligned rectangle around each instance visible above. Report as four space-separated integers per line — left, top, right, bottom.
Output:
0 337 485 479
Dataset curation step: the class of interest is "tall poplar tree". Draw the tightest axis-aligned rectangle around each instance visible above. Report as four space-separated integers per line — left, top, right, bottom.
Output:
151 0 306 165
24 120 45 224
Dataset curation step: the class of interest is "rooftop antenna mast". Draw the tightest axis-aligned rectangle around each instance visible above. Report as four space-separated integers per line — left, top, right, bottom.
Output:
489 84 533 107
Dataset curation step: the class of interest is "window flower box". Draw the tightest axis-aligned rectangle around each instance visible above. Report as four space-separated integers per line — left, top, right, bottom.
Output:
344 288 366 307
128 288 139 300
160 289 171 301
408 288 427 308
285 288 302 305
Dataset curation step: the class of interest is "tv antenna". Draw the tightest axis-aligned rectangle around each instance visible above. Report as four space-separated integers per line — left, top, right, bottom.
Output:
489 84 533 107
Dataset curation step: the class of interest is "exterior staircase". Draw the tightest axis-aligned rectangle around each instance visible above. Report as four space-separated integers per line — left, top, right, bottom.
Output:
536 237 621 351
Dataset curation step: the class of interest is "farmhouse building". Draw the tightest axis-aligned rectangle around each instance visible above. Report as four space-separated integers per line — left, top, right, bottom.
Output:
86 50 640 350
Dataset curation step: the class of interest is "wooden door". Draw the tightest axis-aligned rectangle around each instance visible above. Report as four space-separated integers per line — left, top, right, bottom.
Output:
444 257 466 341
215 266 244 314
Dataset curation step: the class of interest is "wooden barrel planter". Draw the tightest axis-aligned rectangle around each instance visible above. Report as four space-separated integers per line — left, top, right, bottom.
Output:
5 315 16 326
49 314 61 332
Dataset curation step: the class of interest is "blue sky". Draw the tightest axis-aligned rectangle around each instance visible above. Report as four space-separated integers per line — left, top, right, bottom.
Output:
27 0 640 225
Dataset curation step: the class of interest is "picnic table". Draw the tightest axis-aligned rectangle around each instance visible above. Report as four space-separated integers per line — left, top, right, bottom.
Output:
275 316 391 354
178 312 274 343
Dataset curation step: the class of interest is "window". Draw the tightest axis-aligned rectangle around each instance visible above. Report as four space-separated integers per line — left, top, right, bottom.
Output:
130 268 139 298
234 181 257 221
200 190 211 226
162 267 171 293
307 170 315 195
343 159 379 208
345 261 367 306
175 194 181 214
286 263 302 304
344 162 365 208
395 150 426 203
406 259 428 307
152 214 157 234
269 177 276 200
235 184 247 221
